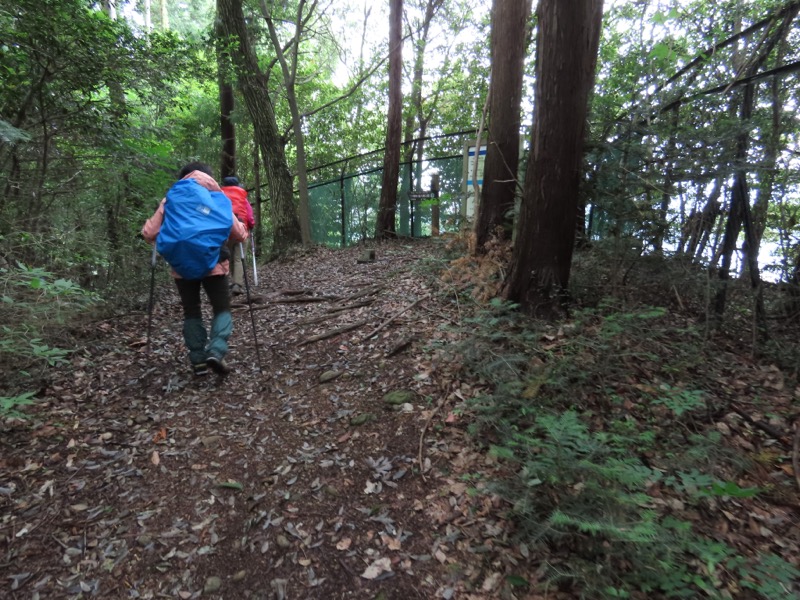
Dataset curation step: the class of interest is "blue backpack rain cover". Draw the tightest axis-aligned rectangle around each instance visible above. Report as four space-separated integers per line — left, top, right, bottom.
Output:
156 179 233 280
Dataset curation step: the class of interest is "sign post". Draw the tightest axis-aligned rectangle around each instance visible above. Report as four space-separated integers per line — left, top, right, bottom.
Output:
462 141 487 221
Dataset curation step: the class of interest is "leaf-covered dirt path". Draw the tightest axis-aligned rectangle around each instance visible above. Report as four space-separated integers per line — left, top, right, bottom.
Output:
2 239 800 600
1 240 519 600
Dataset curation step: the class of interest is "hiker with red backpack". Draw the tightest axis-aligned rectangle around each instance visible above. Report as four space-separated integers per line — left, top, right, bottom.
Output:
141 162 248 377
220 176 255 296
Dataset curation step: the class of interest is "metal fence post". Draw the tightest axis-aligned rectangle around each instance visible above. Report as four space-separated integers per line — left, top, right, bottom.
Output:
340 163 346 247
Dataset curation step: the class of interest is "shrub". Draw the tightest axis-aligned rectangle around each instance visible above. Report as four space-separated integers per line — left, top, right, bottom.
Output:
446 296 798 598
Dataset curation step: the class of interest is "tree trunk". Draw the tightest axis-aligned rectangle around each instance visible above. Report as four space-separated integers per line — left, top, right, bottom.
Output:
752 41 787 252
253 140 262 249
711 4 795 329
653 105 679 252
474 0 532 252
713 83 767 341
217 0 301 255
160 0 170 30
216 17 236 179
102 1 117 20
262 1 313 246
219 80 236 178
375 0 403 239
144 0 152 33
683 177 722 260
502 0 603 318
400 113 416 236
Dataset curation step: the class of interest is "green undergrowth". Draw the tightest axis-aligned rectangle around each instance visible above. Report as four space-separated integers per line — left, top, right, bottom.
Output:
448 297 798 599
0 261 100 402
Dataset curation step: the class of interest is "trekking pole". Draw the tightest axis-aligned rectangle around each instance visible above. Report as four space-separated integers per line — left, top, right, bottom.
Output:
146 245 157 355
240 242 263 373
251 235 259 287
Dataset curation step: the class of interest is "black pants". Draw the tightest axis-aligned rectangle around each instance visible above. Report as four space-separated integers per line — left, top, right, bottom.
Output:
174 275 230 319
174 275 233 365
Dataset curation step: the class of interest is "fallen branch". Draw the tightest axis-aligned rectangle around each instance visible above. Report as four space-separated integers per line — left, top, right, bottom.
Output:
335 284 384 305
272 295 340 303
294 300 375 327
730 404 788 444
793 420 800 492
419 396 445 483
233 296 340 312
298 319 370 346
361 294 430 342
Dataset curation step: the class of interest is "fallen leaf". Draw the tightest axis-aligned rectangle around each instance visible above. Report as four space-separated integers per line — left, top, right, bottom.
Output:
336 538 352 551
217 481 243 491
361 557 392 580
150 450 160 466
380 533 402 551
482 572 502 592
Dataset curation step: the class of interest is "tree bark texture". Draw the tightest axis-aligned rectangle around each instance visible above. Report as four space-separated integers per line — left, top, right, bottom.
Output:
503 0 603 317
217 0 301 254
375 0 403 239
263 0 313 246
474 0 532 252
216 16 236 179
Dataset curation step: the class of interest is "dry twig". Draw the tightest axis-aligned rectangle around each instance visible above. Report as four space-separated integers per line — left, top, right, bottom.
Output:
793 420 800 491
418 396 445 483
361 294 430 342
298 319 370 346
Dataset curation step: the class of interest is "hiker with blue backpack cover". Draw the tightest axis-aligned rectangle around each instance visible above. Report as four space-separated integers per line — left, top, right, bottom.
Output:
141 162 248 377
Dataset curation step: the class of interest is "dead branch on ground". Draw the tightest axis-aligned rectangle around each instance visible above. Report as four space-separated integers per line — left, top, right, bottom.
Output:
298 319 370 346
361 294 430 342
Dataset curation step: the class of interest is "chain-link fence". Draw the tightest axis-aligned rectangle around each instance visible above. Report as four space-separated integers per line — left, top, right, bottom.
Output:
307 130 479 247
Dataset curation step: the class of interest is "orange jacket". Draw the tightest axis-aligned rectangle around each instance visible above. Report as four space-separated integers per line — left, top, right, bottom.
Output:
142 171 248 278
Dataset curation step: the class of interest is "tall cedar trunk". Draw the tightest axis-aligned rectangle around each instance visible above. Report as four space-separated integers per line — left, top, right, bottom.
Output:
375 0 403 239
217 0 301 254
217 17 236 179
474 0 532 252
502 0 603 317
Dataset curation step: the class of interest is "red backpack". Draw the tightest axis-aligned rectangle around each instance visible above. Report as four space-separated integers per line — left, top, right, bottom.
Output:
221 186 254 230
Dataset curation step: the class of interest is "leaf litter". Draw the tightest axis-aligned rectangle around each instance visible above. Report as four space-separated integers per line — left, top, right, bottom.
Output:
0 239 797 599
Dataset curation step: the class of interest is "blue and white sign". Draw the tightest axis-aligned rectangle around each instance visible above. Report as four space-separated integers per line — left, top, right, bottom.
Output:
466 145 487 187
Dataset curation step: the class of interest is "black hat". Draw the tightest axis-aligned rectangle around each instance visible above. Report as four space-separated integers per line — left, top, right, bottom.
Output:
222 176 239 186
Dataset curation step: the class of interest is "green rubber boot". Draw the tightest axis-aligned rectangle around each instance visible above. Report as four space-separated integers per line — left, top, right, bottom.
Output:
207 310 233 361
183 317 208 366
